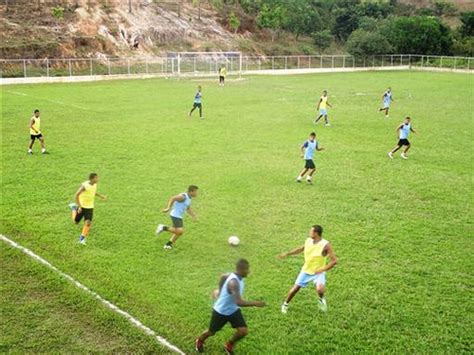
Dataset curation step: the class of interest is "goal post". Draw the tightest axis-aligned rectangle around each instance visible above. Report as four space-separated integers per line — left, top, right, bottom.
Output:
166 52 242 77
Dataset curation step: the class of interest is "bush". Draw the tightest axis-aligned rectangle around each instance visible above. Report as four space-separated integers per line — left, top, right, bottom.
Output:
313 30 332 51
459 11 474 37
346 29 393 57
228 11 240 33
51 6 64 20
298 43 317 55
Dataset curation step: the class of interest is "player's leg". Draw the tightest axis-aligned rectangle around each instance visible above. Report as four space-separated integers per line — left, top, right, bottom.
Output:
224 310 248 354
281 284 301 314
28 137 35 154
314 114 323 123
385 107 390 118
401 143 410 159
314 273 327 312
79 219 91 244
324 114 330 126
189 104 197 116
199 104 203 118
196 310 225 353
388 143 402 158
39 136 47 153
296 168 308 182
69 203 79 222
307 168 316 184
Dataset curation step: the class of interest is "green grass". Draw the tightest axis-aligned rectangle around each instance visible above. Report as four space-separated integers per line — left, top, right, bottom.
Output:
1 71 473 353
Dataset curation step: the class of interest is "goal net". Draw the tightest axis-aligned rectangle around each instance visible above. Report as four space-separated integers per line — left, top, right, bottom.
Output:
165 52 242 76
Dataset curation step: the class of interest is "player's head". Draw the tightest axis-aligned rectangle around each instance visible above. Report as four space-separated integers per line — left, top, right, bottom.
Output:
188 185 199 197
309 132 316 141
197 85 202 91
236 258 250 277
404 116 411 123
89 173 99 184
310 225 323 238
34 109 40 117
388 87 391 92
323 90 327 95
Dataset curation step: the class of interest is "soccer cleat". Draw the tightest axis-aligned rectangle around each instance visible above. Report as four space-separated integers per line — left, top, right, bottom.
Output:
163 244 173 250
281 303 288 314
318 298 328 312
195 338 204 353
388 152 393 159
155 224 165 235
68 203 78 211
27 151 33 155
306 179 313 185
223 343 234 355
401 153 408 160
385 115 389 118
296 177 302 183
325 123 331 127
79 238 87 245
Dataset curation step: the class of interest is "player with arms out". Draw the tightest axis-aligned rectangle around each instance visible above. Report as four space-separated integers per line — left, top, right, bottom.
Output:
379 87 394 118
28 109 48 154
314 90 332 126
388 116 416 160
155 185 198 250
195 259 266 354
219 65 227 86
279 225 338 313
296 132 324 184
68 173 107 245
189 86 203 118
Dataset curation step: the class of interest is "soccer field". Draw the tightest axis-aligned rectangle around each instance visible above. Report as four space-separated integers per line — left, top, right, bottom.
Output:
1 71 473 353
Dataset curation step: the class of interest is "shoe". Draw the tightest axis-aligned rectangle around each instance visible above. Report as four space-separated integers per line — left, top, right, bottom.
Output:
163 244 173 250
223 343 234 355
385 115 389 118
79 238 87 245
41 150 49 154
306 179 313 185
318 298 328 312
325 123 331 126
296 177 302 183
195 338 204 353
68 203 78 211
314 120 319 124
281 303 288 314
401 153 408 160
27 151 33 155
155 224 165 235
388 152 393 159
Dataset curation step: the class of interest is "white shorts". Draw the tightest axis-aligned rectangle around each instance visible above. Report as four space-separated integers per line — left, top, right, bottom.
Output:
319 108 328 116
295 271 326 288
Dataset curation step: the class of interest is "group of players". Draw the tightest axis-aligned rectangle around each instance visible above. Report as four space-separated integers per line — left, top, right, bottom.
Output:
25 72 416 354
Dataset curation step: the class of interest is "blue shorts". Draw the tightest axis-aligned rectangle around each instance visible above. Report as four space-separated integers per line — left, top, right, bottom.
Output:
383 102 390 109
319 109 328 116
295 271 326 288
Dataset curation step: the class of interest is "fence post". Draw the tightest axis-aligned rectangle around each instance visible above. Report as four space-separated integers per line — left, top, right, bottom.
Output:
454 57 457 70
320 56 322 68
343 56 345 68
297 56 300 69
363 57 366 67
308 56 311 68
272 57 274 70
381 56 384 67
90 58 93 75
331 56 334 68
285 56 287 69
177 53 181 77
239 53 242 78
372 56 375 67
23 59 27 78
127 59 131 75
258 58 261 71
468 58 471 70
46 58 49 77
440 57 443 68
146 58 149 74
193 57 196 73
68 59 72 76
353 56 355 68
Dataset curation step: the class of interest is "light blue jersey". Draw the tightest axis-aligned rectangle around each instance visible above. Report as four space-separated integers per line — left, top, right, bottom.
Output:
303 140 318 160
213 273 244 316
399 123 411 139
194 91 202 104
383 91 392 107
170 193 191 219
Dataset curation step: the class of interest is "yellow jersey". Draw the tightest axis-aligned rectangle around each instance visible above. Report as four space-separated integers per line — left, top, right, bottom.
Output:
302 237 329 275
30 116 41 135
219 67 227 77
319 96 328 109
79 180 97 209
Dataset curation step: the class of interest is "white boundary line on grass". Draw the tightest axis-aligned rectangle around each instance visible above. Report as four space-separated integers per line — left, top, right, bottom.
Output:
0 234 185 355
5 90 90 110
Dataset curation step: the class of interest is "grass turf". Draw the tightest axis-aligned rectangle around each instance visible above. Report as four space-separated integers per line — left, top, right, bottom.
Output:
1 71 473 353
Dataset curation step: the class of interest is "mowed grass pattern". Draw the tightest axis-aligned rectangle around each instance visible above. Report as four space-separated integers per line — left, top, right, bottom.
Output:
1 71 473 353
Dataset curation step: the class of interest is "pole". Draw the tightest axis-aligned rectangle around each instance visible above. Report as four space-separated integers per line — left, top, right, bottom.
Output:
320 56 322 68
108 59 111 75
68 59 72 76
440 57 443 68
127 59 130 75
285 56 287 69
23 59 27 78
46 58 49 77
454 57 457 70
343 56 345 68
90 58 93 76
331 56 334 68
272 57 274 70
146 58 149 74
239 53 242 78
308 56 311 68
177 53 181 77
297 56 300 69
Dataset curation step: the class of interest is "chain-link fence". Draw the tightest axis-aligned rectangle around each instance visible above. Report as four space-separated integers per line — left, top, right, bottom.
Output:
0 55 471 79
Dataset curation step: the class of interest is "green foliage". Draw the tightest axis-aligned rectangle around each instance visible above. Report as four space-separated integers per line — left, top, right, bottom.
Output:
459 11 474 37
358 16 379 31
257 4 286 40
313 30 333 51
228 11 241 33
50 6 64 20
432 0 457 17
332 6 359 41
346 28 392 57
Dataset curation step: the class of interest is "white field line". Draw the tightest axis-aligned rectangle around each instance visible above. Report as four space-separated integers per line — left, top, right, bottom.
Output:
0 234 185 355
5 90 90 110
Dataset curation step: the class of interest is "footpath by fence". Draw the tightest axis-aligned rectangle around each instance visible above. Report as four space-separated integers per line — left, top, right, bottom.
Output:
1 54 472 85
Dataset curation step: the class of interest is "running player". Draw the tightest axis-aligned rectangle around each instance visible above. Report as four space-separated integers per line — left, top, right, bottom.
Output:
279 225 338 313
28 109 47 154
388 116 416 160
314 90 332 126
189 86 203 118
155 185 198 250
379 87 394 118
68 173 107 245
195 259 266 354
296 132 324 184
219 65 227 86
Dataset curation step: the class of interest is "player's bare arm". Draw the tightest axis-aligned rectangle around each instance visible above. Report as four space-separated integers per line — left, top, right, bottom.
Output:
410 126 416 133
314 243 338 274
74 185 85 210
162 194 185 212
187 206 196 219
278 245 304 259
229 279 266 307
30 118 38 133
96 192 107 200
316 98 322 110
300 144 306 158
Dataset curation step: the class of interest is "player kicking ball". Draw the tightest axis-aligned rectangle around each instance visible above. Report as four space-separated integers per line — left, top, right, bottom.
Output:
68 173 107 245
189 86 203 118
388 116 416 160
296 132 324 184
28 109 48 154
278 225 338 313
195 259 266 354
379 87 394 118
155 185 198 250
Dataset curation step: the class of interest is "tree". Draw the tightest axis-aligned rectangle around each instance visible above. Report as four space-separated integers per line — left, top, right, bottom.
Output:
228 11 240 33
257 4 286 42
313 30 333 51
332 5 360 41
283 0 323 39
346 29 393 57
432 0 457 17
459 11 474 37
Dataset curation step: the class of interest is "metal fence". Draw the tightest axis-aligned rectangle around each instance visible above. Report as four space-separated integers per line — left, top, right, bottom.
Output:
0 55 472 79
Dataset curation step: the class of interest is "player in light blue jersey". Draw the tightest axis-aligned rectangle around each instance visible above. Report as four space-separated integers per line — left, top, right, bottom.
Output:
189 85 203 118
156 185 198 250
195 259 266 354
379 87 394 118
388 117 416 160
296 132 324 184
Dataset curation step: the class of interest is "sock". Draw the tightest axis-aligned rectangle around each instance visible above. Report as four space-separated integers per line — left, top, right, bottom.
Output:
307 176 312 181
28 149 32 153
166 241 173 246
297 176 302 181
163 226 169 231
81 224 90 237
41 148 46 153
79 235 85 241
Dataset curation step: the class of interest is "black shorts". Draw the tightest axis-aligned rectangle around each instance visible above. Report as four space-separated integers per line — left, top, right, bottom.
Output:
219 76 225 82
193 103 202 109
398 139 410 146
30 134 43 140
209 309 247 333
75 208 93 223
171 216 183 228
305 159 315 169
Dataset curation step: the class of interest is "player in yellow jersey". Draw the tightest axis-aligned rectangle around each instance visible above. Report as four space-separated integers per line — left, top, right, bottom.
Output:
314 90 333 126
219 65 227 86
278 225 338 313
68 173 107 245
28 109 47 154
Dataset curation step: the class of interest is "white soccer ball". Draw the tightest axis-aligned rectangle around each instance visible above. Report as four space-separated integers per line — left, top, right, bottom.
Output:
228 236 240 246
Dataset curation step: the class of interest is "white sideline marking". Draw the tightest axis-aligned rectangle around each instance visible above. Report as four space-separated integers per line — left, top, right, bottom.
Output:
0 234 185 355
5 90 89 110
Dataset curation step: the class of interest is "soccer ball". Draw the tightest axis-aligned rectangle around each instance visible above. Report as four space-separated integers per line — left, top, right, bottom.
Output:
228 236 240 246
